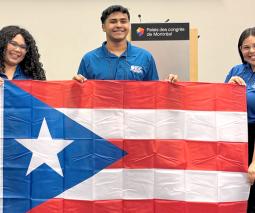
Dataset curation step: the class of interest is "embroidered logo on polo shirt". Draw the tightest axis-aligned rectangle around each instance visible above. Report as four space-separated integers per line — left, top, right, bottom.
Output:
130 65 143 73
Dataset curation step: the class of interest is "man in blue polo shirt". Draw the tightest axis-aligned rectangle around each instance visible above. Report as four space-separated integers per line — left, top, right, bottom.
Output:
73 5 177 82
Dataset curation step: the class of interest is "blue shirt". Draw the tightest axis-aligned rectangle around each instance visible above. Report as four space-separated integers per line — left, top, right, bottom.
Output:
0 65 31 80
78 42 159 80
225 63 255 124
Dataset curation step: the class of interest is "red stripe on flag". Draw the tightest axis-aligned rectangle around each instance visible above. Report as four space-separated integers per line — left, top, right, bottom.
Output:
108 140 248 172
12 81 246 111
29 198 247 213
13 81 247 213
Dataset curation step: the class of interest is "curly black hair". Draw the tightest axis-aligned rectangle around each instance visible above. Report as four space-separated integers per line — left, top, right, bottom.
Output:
0 25 46 80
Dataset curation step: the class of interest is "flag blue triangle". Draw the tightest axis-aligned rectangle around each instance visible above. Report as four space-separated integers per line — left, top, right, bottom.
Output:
3 81 126 213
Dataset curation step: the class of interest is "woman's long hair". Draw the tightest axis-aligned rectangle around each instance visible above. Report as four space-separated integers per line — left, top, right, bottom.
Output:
238 27 255 64
0 25 46 80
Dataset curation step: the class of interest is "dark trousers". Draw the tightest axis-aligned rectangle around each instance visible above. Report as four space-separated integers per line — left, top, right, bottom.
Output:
247 123 255 213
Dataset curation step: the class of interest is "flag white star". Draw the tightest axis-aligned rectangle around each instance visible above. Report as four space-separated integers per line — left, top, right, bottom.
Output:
16 118 73 176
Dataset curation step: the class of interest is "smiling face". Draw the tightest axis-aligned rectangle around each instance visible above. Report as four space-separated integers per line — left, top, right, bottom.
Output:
4 34 27 67
240 35 255 70
102 12 130 43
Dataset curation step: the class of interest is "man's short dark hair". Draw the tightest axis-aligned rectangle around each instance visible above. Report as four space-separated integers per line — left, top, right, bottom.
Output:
101 5 130 24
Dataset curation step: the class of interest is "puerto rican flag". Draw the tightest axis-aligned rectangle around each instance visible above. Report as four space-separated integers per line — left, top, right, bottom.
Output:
0 80 249 213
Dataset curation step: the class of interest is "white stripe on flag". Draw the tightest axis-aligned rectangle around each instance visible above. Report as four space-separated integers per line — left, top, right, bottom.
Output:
58 169 249 203
59 108 248 142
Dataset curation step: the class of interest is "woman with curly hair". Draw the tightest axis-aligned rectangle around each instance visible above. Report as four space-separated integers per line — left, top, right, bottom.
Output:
0 25 46 82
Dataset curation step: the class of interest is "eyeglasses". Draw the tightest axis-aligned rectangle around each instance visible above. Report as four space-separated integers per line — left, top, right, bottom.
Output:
241 44 255 52
8 40 28 51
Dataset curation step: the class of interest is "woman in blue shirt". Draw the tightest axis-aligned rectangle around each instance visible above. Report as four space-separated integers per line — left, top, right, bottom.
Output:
0 25 46 82
225 27 255 213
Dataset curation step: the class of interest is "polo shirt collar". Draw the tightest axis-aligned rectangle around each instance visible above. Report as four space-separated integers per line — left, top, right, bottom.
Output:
102 41 130 58
244 63 253 71
0 65 24 79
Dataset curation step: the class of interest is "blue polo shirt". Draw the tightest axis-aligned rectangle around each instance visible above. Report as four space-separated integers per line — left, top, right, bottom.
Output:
0 65 31 80
77 42 159 80
225 63 255 124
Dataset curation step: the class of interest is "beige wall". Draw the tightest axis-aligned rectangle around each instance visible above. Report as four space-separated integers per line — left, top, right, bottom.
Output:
1 0 254 81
